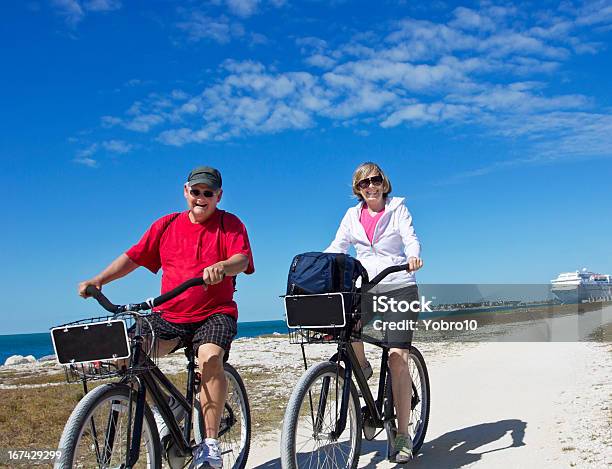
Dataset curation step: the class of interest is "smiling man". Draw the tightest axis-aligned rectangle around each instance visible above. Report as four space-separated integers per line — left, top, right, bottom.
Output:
78 166 254 469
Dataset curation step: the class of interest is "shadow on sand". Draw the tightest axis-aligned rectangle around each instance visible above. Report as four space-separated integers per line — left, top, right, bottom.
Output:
250 419 526 469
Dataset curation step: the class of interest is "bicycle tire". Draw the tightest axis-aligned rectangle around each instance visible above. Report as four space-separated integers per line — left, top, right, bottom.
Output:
409 346 430 452
385 346 430 454
55 382 161 469
281 361 362 469
193 363 251 469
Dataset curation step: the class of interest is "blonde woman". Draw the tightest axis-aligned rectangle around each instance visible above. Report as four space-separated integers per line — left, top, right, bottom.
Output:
325 162 423 462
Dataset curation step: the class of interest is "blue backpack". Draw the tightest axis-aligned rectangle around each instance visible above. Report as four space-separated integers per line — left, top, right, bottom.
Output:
286 252 367 295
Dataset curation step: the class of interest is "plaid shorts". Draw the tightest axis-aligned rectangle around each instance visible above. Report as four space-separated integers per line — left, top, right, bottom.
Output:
141 313 237 362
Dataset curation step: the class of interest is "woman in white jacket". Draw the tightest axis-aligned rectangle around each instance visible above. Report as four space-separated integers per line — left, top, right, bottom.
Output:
325 161 423 462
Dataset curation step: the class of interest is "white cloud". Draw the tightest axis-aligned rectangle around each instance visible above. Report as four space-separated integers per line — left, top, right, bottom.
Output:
447 84 589 114
76 143 98 158
223 0 286 17
92 0 611 167
304 54 336 69
574 0 612 26
177 12 242 44
83 0 121 12
101 115 122 127
381 102 471 127
170 89 189 100
74 157 98 167
101 139 133 154
450 7 496 31
51 0 84 26
123 114 165 132
52 0 121 25
226 0 259 17
74 139 133 165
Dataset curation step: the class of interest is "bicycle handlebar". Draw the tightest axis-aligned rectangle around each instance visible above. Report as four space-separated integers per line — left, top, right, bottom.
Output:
86 262 412 313
366 264 411 286
85 277 205 314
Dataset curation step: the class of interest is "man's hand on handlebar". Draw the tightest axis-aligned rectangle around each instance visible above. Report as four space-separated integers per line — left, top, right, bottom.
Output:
408 256 424 272
78 278 102 298
202 262 227 288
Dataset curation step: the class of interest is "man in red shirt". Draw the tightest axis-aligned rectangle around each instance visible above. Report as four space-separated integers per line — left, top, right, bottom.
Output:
78 166 254 469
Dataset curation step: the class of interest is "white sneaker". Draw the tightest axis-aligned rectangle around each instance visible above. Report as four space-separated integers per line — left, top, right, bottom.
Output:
151 395 186 441
192 438 223 468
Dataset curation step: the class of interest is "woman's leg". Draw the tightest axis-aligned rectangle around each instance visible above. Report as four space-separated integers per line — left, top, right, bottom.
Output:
388 347 412 435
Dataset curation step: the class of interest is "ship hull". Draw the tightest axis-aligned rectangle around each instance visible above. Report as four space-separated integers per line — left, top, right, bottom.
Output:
552 284 612 303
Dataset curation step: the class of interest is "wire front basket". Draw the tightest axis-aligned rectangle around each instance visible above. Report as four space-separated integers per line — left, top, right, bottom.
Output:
288 327 345 344
64 361 123 383
51 312 161 383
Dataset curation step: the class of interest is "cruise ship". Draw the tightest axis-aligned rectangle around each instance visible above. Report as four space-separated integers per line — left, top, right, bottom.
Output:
551 269 612 303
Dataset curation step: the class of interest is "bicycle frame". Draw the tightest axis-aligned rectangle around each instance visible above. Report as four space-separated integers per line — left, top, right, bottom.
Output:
96 337 196 467
327 341 388 436
325 340 421 440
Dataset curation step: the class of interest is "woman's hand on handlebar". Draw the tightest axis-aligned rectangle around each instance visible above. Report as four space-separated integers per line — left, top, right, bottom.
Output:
408 256 424 272
78 278 102 298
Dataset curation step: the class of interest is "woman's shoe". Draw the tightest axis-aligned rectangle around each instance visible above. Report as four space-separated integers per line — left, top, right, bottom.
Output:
392 433 413 463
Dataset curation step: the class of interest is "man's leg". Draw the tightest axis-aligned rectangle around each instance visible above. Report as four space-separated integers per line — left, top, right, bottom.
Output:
197 343 227 439
153 337 181 358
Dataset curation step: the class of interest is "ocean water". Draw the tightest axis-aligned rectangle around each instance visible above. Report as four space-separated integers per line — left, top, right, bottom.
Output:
0 319 287 364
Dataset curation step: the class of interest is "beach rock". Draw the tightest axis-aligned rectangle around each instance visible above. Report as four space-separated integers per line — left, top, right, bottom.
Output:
4 355 36 366
38 354 57 362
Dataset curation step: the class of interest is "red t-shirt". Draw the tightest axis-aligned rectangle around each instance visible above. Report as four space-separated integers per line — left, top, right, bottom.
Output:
126 210 254 324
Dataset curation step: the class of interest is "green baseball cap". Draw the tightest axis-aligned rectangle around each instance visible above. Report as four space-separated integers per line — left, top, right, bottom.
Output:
187 166 222 189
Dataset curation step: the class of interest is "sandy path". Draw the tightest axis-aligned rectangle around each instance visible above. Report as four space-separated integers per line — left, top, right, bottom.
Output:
247 341 611 468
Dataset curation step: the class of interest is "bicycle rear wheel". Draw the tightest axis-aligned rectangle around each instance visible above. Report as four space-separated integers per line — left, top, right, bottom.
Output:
193 363 251 469
281 361 362 469
56 382 161 469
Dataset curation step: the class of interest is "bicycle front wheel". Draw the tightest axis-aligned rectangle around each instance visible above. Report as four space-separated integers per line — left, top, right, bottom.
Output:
56 382 161 469
281 361 362 469
194 363 251 469
408 346 430 452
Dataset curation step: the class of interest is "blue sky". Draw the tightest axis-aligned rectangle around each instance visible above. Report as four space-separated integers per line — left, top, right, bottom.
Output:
1 0 611 333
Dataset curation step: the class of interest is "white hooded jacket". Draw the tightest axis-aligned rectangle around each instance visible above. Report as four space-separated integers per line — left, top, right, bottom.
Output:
325 197 421 285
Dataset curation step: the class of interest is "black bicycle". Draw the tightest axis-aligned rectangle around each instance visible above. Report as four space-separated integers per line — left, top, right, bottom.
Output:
280 265 430 468
52 278 251 469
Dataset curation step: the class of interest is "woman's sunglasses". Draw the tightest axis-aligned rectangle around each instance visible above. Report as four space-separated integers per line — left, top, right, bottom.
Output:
357 175 383 190
189 189 216 198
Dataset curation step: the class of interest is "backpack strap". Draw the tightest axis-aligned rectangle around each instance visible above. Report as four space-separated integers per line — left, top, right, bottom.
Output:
159 212 181 245
218 210 238 292
334 254 347 292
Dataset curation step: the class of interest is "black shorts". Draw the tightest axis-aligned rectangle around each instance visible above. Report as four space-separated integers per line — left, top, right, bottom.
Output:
140 313 238 362
360 284 419 349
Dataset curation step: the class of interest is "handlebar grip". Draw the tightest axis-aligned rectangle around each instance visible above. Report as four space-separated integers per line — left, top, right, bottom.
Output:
85 285 120 314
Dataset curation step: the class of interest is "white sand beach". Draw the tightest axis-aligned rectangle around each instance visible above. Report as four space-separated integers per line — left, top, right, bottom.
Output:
233 339 611 469
1 337 610 468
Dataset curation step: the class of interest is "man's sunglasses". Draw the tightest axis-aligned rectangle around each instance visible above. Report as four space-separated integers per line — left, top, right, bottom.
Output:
189 189 216 198
357 175 383 190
